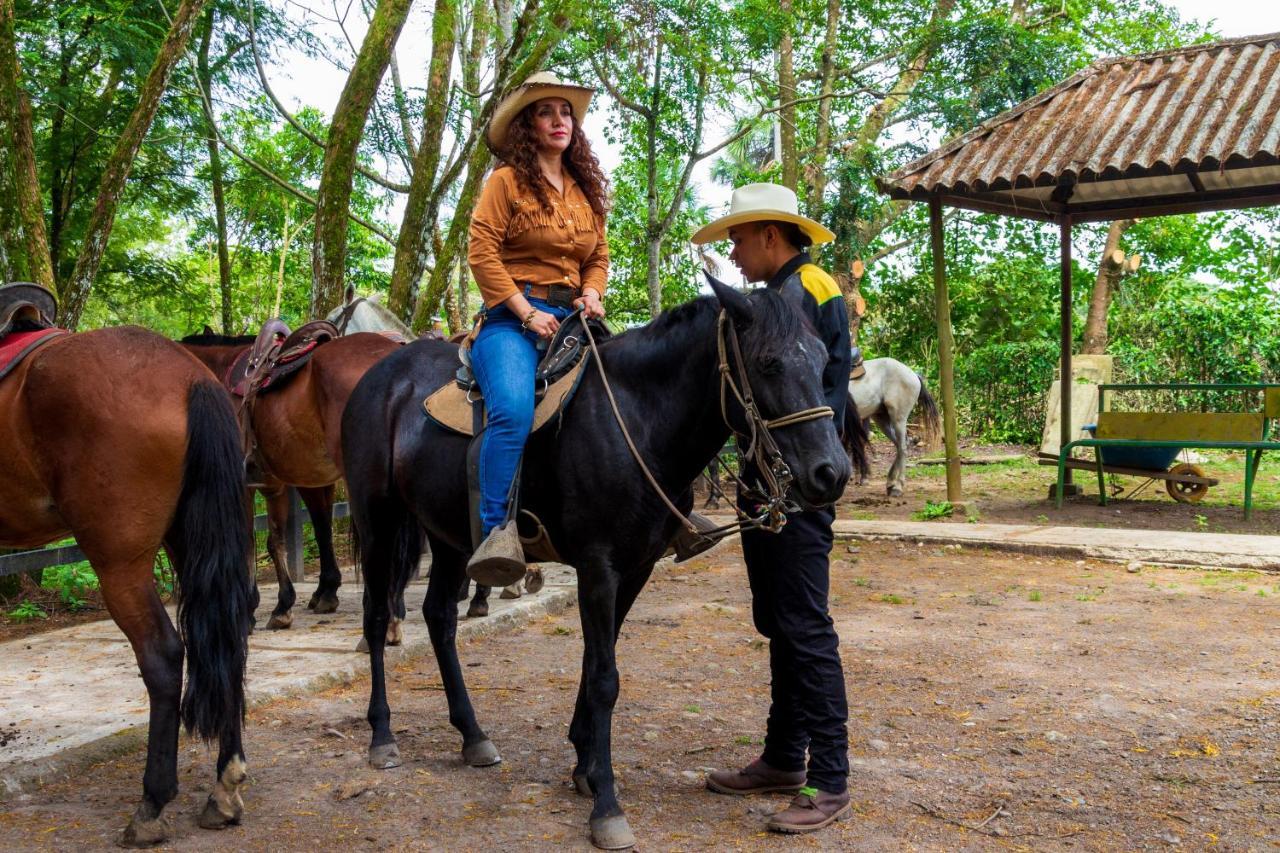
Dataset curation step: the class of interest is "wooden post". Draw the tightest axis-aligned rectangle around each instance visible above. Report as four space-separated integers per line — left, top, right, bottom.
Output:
285 487 305 582
1060 214 1074 487
929 197 961 502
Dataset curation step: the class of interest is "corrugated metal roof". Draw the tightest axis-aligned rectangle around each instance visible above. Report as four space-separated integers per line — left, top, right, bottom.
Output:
878 33 1280 221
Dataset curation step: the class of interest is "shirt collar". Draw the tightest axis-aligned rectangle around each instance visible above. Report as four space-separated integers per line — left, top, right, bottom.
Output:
767 252 811 289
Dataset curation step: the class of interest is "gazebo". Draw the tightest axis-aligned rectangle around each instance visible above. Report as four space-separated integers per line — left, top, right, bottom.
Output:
877 32 1280 500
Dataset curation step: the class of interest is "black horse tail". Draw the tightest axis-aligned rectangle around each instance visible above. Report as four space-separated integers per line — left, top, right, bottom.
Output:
171 380 253 743
841 392 872 481
915 373 942 448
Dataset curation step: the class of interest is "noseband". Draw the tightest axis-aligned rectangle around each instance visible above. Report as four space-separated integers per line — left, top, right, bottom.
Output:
582 308 833 544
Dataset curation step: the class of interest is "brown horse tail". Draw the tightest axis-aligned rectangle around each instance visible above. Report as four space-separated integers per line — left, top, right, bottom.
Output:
171 380 254 743
915 373 942 448
841 392 872 481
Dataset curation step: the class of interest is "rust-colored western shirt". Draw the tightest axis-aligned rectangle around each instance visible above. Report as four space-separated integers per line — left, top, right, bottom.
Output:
468 165 608 308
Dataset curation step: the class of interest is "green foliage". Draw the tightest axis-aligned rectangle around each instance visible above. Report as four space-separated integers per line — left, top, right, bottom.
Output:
8 600 47 622
40 560 98 609
912 500 954 521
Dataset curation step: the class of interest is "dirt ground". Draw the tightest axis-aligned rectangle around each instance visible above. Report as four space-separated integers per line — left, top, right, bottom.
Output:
2 539 1278 850
829 440 1280 536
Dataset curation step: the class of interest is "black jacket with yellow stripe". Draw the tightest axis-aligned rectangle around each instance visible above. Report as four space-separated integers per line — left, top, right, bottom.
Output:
766 252 851 430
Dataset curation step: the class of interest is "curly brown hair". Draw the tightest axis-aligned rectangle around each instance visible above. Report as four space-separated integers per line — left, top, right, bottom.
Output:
499 104 610 217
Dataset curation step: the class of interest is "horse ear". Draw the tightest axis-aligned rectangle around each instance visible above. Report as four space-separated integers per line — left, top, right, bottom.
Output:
345 284 355 305
202 324 215 335
704 270 754 327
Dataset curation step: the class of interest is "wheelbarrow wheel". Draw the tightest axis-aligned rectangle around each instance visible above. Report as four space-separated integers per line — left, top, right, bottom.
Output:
1166 462 1209 504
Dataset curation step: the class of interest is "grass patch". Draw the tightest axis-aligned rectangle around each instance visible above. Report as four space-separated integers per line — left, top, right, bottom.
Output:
911 500 954 521
1028 590 1042 602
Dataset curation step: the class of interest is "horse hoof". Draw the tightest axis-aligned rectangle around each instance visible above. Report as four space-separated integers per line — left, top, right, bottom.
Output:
197 792 243 830
499 585 521 600
572 772 591 796
309 592 339 614
386 620 403 646
369 742 402 769
120 811 171 847
589 815 636 850
524 568 545 595
887 486 903 497
465 602 488 619
266 612 292 630
461 738 501 767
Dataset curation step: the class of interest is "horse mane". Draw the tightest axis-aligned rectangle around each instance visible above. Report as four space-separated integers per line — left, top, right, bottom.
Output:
180 332 255 346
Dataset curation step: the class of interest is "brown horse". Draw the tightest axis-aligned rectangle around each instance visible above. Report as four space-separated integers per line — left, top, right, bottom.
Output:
0 326 254 846
179 330 401 630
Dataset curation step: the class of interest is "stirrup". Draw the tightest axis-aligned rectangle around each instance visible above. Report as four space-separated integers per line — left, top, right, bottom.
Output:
466 521 526 587
671 511 719 562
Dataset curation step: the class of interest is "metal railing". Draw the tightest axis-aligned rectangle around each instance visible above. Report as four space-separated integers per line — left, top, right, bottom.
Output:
0 489 348 582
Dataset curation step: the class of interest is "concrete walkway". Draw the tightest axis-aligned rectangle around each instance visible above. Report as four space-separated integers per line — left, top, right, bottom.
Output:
832 519 1280 570
0 566 576 795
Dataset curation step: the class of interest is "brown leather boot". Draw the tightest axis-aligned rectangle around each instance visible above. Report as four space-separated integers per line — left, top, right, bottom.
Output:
766 787 852 833
705 758 805 795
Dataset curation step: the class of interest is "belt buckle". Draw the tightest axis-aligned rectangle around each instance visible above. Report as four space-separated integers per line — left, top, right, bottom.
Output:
547 284 576 310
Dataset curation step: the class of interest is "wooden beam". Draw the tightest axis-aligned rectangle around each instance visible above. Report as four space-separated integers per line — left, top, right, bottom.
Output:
1060 213 1074 486
929 197 961 502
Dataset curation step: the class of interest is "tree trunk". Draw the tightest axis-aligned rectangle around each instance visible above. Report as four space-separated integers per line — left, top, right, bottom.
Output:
410 143 491 333
310 0 415 320
1081 218 1134 355
0 0 55 290
60 0 212 328
645 38 663 318
197 9 234 332
803 0 840 215
387 0 456 320
777 0 798 191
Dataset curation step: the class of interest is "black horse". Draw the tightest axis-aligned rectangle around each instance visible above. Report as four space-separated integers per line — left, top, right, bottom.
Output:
342 279 858 849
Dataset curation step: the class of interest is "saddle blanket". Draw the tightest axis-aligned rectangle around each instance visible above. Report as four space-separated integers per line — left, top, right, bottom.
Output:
423 358 587 437
0 328 67 384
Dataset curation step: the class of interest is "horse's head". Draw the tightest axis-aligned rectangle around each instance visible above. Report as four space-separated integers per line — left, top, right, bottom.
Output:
708 275 851 509
325 291 415 339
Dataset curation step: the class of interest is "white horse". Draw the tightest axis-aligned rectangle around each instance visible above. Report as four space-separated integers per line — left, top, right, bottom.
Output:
847 357 940 496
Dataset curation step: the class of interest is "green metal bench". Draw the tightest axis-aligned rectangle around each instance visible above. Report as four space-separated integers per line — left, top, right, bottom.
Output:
1054 383 1280 519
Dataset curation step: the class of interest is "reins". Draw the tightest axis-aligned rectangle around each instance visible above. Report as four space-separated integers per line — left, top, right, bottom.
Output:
580 307 833 544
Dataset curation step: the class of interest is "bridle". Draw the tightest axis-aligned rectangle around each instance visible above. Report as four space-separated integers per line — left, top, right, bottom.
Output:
581 308 834 544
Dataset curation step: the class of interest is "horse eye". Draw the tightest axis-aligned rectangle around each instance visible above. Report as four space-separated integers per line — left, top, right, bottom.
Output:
759 357 784 376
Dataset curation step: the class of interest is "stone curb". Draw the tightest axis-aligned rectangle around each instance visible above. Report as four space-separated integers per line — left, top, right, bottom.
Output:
0 585 578 798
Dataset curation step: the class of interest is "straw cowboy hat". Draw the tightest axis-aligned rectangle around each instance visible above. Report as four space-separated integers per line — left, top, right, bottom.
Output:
487 71 594 152
691 183 835 245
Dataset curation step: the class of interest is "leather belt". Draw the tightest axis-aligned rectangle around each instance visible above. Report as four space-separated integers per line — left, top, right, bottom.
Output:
525 283 579 308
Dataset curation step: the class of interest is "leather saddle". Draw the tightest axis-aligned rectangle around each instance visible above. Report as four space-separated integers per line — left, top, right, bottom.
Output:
0 282 57 338
0 282 67 384
423 312 611 437
228 319 338 398
849 345 866 381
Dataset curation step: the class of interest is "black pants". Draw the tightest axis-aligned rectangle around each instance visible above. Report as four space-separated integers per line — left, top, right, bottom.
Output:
739 501 849 793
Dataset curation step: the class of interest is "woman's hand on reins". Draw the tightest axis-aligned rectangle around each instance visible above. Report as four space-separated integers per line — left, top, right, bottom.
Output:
527 310 560 338
575 290 606 319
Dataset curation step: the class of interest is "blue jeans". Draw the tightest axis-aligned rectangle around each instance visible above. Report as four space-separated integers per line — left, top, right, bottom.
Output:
470 295 573 537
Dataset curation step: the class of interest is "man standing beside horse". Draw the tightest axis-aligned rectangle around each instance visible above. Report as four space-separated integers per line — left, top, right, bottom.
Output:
693 183 853 834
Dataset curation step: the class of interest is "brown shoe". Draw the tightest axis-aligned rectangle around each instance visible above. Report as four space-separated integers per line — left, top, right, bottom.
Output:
766 787 852 834
706 758 805 796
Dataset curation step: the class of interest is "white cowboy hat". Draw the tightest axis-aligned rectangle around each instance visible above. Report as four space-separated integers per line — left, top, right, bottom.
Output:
487 71 594 152
691 183 835 245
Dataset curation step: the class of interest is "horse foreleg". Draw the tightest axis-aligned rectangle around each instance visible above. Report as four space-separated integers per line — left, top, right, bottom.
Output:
262 487 296 628
423 536 499 766
99 567 184 847
300 485 342 614
573 568 635 850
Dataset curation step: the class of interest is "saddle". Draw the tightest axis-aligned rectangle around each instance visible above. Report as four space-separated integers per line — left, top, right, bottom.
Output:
227 319 338 398
0 282 57 338
227 318 337 486
422 312 610 437
0 282 67 384
849 345 866 381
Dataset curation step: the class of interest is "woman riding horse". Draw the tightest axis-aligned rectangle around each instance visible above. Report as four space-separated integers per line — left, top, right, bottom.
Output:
464 71 609 584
